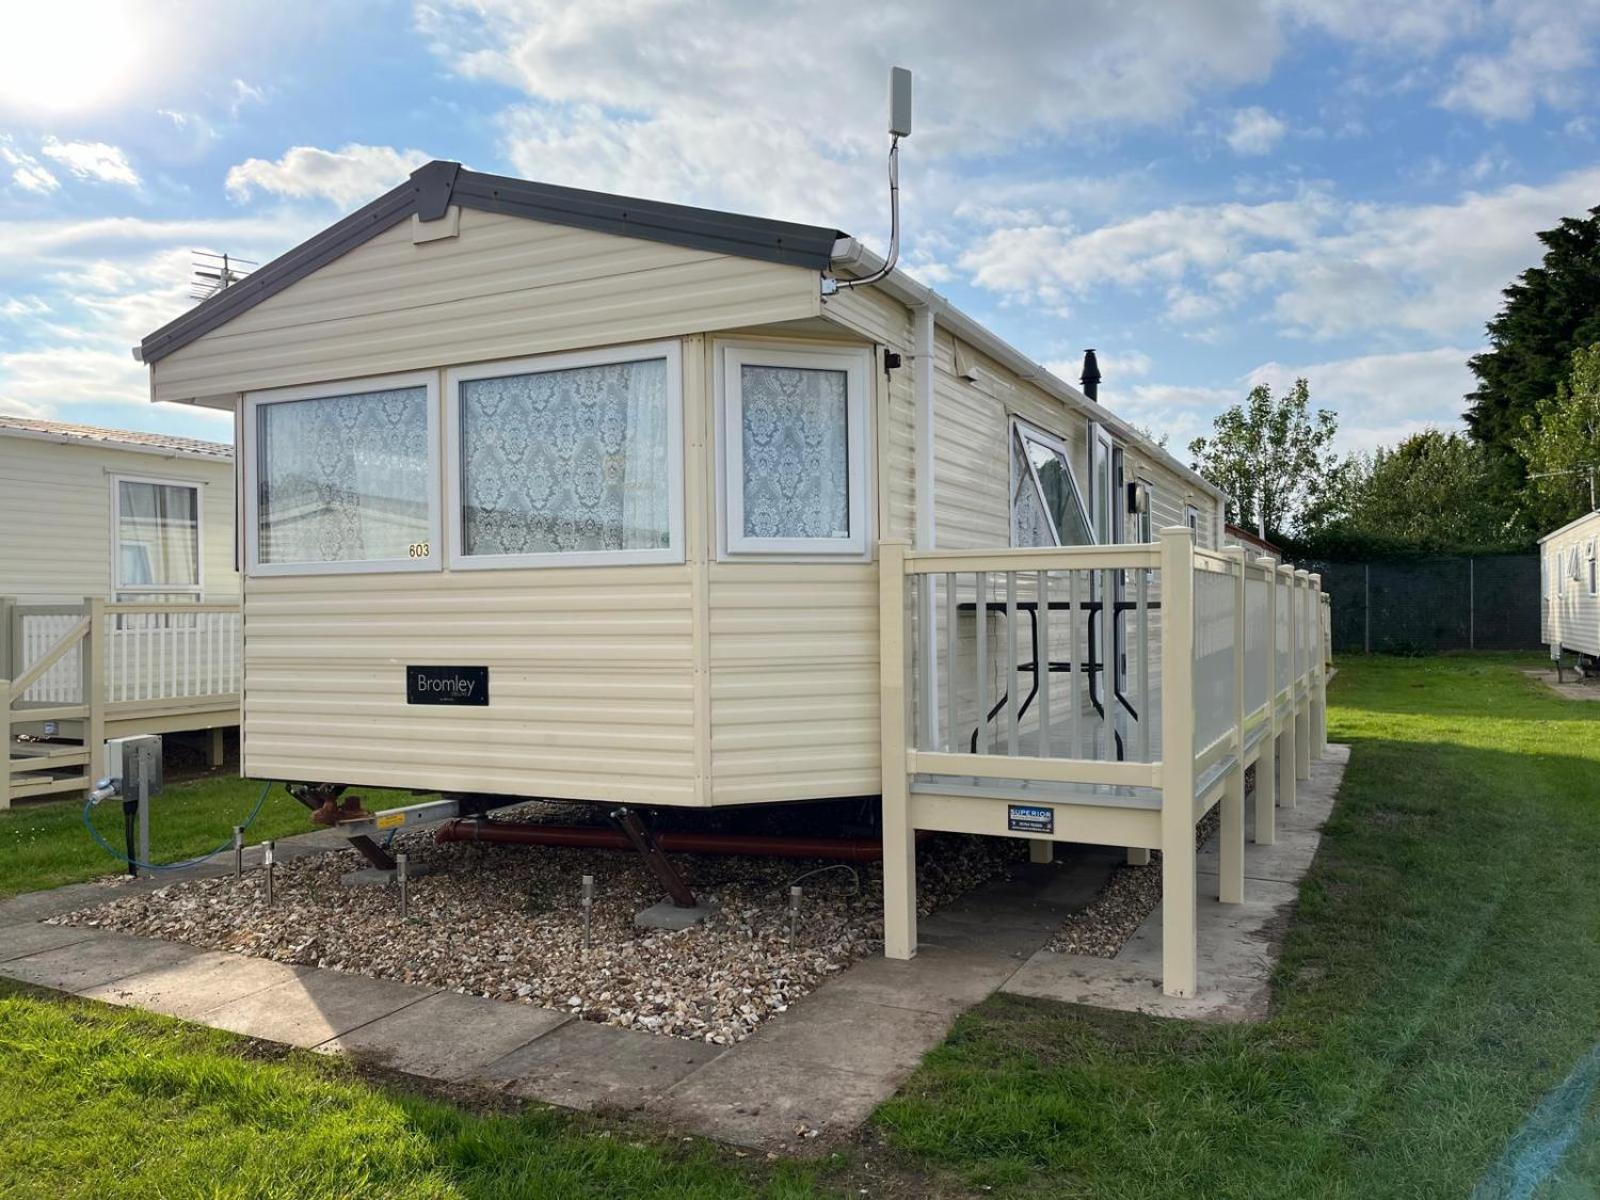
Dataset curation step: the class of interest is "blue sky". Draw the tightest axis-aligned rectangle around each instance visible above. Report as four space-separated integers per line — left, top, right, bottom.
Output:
2 0 1598 457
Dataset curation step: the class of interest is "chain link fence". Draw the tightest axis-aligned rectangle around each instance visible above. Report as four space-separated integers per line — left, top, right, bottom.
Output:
1302 555 1540 655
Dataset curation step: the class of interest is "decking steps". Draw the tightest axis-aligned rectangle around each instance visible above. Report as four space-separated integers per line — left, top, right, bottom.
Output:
5 738 90 806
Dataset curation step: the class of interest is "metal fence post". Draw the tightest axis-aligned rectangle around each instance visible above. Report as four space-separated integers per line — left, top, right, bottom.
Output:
1363 563 1371 655
1469 557 1476 651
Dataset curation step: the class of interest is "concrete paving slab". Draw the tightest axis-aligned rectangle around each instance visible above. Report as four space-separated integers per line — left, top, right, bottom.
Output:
728 990 952 1078
478 1018 722 1111
657 1052 888 1151
81 951 310 1019
0 930 204 993
201 970 438 1047
317 991 571 1081
0 921 100 963
822 945 1023 1015
1001 743 1348 1024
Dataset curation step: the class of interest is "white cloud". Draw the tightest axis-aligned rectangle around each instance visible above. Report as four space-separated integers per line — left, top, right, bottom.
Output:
39 138 140 186
1 141 60 193
1244 346 1477 452
960 165 1600 342
229 78 267 116
1225 106 1287 155
1438 0 1600 120
225 144 431 208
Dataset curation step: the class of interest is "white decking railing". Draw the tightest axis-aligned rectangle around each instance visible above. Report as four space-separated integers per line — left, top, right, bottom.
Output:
879 527 1330 999
1 597 241 806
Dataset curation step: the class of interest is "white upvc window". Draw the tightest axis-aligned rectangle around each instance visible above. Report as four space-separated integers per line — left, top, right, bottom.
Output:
1136 479 1156 542
112 475 202 598
718 342 870 557
1010 418 1094 548
1186 504 1202 537
245 371 441 577
445 341 684 570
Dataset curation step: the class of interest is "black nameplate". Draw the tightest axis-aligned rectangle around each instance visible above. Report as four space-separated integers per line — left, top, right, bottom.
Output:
1007 804 1054 835
407 665 489 706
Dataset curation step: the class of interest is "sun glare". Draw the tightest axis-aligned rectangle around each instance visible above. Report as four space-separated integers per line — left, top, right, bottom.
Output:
0 2 149 116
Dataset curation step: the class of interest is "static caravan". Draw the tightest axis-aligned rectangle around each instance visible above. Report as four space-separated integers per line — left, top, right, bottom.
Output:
1540 509 1600 668
135 162 1330 996
0 416 241 805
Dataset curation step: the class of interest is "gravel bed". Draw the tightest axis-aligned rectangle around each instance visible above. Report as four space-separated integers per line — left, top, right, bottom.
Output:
1046 806 1223 957
53 807 1024 1045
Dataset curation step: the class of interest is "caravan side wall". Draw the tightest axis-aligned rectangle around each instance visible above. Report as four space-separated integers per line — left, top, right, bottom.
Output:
0 436 236 604
1540 512 1600 657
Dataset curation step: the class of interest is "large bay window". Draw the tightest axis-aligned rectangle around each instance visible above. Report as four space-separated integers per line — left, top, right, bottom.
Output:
246 373 439 575
114 477 200 597
1010 419 1093 548
446 341 683 568
720 344 869 556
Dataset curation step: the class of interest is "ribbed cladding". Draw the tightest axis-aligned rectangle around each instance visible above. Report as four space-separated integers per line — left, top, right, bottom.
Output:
0 437 238 603
150 209 822 405
707 562 880 804
241 566 698 804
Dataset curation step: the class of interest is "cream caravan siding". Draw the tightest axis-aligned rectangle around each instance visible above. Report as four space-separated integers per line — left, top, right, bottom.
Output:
707 563 880 804
0 435 237 603
151 209 822 405
1540 511 1600 656
243 565 699 802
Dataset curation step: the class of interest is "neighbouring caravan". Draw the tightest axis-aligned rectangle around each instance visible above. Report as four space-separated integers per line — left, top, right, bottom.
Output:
1540 509 1600 667
0 417 241 805
135 162 1330 997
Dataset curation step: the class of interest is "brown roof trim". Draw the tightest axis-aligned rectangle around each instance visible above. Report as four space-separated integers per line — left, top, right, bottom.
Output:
138 161 845 366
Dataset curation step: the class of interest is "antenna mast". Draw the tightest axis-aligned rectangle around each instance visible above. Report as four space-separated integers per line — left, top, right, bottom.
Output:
833 67 913 292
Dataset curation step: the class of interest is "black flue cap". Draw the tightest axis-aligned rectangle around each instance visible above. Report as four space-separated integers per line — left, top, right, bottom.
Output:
1081 349 1102 401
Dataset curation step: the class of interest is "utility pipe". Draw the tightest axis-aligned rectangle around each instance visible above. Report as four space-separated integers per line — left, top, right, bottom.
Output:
434 819 925 863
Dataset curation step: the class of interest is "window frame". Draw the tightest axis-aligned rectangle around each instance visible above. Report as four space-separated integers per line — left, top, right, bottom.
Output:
445 340 685 571
243 370 442 578
1008 417 1095 548
110 473 204 597
1186 503 1202 538
717 341 871 559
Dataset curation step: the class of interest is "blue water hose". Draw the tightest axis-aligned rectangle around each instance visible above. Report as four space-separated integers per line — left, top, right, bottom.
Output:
81 779 275 873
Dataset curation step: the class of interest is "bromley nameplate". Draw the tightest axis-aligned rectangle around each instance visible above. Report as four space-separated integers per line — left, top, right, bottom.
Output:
407 665 489 706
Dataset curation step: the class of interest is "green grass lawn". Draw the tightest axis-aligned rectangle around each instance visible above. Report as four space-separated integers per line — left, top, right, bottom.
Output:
2 655 1598 1198
0 775 411 899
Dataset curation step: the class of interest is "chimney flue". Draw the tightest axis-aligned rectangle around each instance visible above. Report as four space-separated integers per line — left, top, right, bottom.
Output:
1080 349 1102 401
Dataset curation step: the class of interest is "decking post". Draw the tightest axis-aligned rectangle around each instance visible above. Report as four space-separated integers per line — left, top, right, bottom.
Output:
1310 574 1328 760
1294 572 1312 781
878 540 917 961
1256 556 1277 844
1219 548 1246 903
1 676 12 811
1158 526 1198 998
85 597 107 789
1278 565 1297 811
209 725 226 768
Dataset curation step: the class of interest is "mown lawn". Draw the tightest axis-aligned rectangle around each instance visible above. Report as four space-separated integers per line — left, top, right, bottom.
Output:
0 775 411 899
877 655 1600 1197
1 655 1597 1198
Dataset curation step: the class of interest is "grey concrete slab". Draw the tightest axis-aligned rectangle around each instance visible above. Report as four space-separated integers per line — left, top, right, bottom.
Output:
318 991 571 1081
657 1052 889 1151
201 969 438 1047
822 945 1023 1015
478 1018 722 1112
0 921 99 963
0 930 204 993
81 951 310 1019
728 990 952 1079
1001 744 1349 1023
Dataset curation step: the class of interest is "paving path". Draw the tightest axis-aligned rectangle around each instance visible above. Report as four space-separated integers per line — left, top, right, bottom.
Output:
0 749 1348 1151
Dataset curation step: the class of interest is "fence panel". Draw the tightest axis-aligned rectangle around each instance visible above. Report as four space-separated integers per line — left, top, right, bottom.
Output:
1305 554 1539 654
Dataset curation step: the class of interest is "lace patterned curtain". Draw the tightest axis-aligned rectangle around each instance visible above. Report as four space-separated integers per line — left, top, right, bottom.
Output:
258 386 430 564
460 357 670 556
740 364 849 539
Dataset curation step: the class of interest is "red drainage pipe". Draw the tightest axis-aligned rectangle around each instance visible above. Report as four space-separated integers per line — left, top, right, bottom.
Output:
435 819 919 863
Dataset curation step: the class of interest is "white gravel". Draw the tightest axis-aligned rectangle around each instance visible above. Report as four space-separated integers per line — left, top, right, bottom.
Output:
54 807 1024 1045
1046 806 1223 957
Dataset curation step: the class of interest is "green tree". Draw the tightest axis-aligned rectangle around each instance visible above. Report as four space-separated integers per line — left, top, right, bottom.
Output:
1187 378 1344 537
1466 207 1600 493
1513 342 1600 530
1336 430 1517 553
